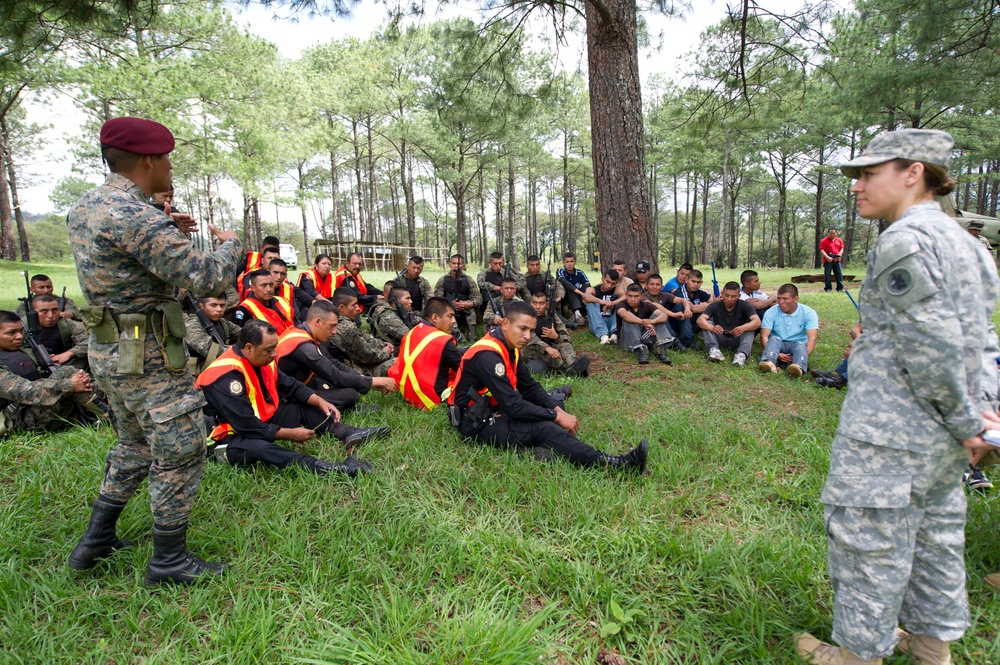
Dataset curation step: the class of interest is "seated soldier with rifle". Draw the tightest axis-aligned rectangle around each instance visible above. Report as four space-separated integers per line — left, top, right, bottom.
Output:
446 301 647 473
522 291 590 377
434 254 481 341
0 310 101 432
388 296 464 411
276 299 396 413
518 255 564 305
30 294 90 371
197 320 383 478
477 251 516 305
368 286 415 351
484 277 522 327
329 287 396 377
184 294 241 377
396 255 433 316
15 273 81 322
233 269 295 334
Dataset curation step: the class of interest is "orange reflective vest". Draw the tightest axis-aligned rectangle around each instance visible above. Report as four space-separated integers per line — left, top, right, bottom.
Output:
276 281 295 305
388 322 455 411
244 251 262 274
446 334 518 408
275 326 317 385
298 268 333 299
195 347 278 442
239 296 294 334
236 271 252 300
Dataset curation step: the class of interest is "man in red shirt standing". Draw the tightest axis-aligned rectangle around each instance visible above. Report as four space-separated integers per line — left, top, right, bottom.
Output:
819 227 845 292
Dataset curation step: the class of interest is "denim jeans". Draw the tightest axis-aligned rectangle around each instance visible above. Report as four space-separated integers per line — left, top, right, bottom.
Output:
586 302 617 338
667 303 694 346
760 337 810 371
618 321 673 351
824 261 844 291
835 357 849 380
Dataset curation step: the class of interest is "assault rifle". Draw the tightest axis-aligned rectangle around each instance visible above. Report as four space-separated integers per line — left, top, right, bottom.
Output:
19 272 58 378
535 264 557 339
484 282 505 322
59 287 67 313
710 261 720 298
185 291 226 346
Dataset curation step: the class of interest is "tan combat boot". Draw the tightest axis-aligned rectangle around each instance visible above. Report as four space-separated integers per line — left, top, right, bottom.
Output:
793 633 882 665
985 572 1000 591
895 633 951 665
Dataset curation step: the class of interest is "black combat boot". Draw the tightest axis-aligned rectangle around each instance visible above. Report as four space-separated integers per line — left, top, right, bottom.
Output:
600 439 649 474
341 426 391 450
313 455 374 477
815 372 847 389
144 523 228 586
564 356 591 377
655 344 672 365
636 346 650 364
68 495 133 570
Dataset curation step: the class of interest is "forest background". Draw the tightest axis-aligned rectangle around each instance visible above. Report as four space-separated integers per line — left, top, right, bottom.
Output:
2 0 1000 273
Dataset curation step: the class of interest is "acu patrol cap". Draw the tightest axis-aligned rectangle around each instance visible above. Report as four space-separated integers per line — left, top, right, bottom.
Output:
839 129 953 179
964 219 985 231
99 117 175 155
635 260 651 272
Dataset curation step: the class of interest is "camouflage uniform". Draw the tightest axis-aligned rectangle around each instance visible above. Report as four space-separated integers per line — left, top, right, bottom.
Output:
183 313 241 376
822 200 999 659
0 350 91 431
522 314 577 370
36 318 90 371
476 268 523 297
329 316 394 377
483 296 522 326
434 271 481 336
367 301 412 348
67 172 242 527
395 273 432 315
16 297 81 322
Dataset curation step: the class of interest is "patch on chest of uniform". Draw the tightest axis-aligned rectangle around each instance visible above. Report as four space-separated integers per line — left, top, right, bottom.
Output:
229 380 243 396
494 362 505 376
886 267 912 295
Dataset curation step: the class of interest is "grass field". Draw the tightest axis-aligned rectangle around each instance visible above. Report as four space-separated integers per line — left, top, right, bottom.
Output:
1 259 999 664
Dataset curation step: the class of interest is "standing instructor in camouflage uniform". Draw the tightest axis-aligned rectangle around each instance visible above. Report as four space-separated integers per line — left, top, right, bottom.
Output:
795 131 1000 664
66 117 243 586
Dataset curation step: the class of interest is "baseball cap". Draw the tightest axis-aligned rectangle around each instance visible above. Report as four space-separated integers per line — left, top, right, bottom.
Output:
635 261 651 272
100 117 175 155
839 129 953 179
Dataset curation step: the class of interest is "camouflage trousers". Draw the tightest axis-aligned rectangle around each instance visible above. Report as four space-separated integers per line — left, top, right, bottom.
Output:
345 357 395 378
822 434 970 659
89 334 207 527
522 342 576 370
13 365 95 431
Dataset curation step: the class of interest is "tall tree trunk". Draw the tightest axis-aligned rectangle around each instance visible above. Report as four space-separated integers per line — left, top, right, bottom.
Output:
671 174 679 265
403 151 416 247
814 144 825 269
777 155 787 268
0 138 15 261
366 113 378 242
297 162 311 265
686 173 697 263
700 173 709 264
586 0 654 275
0 117 27 261
352 119 366 240
507 157 516 268
329 150 343 244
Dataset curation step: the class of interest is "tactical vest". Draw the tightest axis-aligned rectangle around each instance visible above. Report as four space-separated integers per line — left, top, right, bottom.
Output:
239 296 294 334
446 334 519 408
525 274 547 295
298 268 333 299
398 274 424 311
0 348 41 380
195 347 278 442
484 271 504 289
442 273 470 300
388 323 455 411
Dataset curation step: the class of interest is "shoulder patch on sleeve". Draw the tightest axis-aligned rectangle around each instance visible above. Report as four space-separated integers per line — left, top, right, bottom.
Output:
877 254 938 311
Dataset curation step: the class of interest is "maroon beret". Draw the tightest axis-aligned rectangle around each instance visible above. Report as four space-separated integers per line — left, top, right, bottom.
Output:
99 117 175 155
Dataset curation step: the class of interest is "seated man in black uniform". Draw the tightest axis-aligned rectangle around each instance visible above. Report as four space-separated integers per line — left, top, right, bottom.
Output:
446 301 647 472
276 299 396 413
196 320 386 477
31 294 90 370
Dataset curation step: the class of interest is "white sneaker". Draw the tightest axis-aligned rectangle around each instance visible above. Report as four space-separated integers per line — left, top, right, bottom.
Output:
732 352 747 367
609 334 618 345
708 347 724 362
574 311 584 323
599 334 610 345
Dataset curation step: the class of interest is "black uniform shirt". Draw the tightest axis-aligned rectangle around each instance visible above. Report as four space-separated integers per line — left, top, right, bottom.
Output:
201 349 316 441
38 326 69 355
420 319 464 395
276 324 373 394
453 329 558 422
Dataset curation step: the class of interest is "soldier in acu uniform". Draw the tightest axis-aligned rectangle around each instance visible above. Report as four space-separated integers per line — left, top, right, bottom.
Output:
434 254 481 340
794 130 1000 665
66 117 242 586
396 255 433 316
0 310 97 432
522 291 589 377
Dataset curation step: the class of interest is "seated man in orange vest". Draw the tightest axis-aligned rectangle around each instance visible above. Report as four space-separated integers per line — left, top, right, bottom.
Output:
388 296 464 411
268 258 310 321
276 299 396 412
243 235 280 275
447 301 648 472
334 252 381 312
234 269 295 334
196 320 385 477
297 254 335 308
237 246 280 300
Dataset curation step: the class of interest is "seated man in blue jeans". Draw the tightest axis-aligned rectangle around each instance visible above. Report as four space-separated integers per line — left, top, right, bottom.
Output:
757 283 818 378
582 269 624 345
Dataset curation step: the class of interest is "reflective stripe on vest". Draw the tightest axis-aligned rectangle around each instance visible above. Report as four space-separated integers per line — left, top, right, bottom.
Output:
277 282 295 304
240 296 294 334
446 334 518 407
388 323 453 411
245 251 261 273
195 347 278 442
275 326 317 386
298 268 332 299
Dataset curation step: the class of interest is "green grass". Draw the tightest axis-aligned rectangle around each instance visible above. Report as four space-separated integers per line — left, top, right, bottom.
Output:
2 259 1000 663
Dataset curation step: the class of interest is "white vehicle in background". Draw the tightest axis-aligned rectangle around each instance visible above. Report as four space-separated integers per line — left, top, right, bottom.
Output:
279 243 298 270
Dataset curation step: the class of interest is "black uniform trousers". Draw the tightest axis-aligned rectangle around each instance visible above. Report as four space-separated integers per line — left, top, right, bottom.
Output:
458 400 602 466
219 402 347 472
305 377 361 411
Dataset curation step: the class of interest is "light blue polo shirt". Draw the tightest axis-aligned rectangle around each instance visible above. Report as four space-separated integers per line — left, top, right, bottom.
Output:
760 302 818 343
